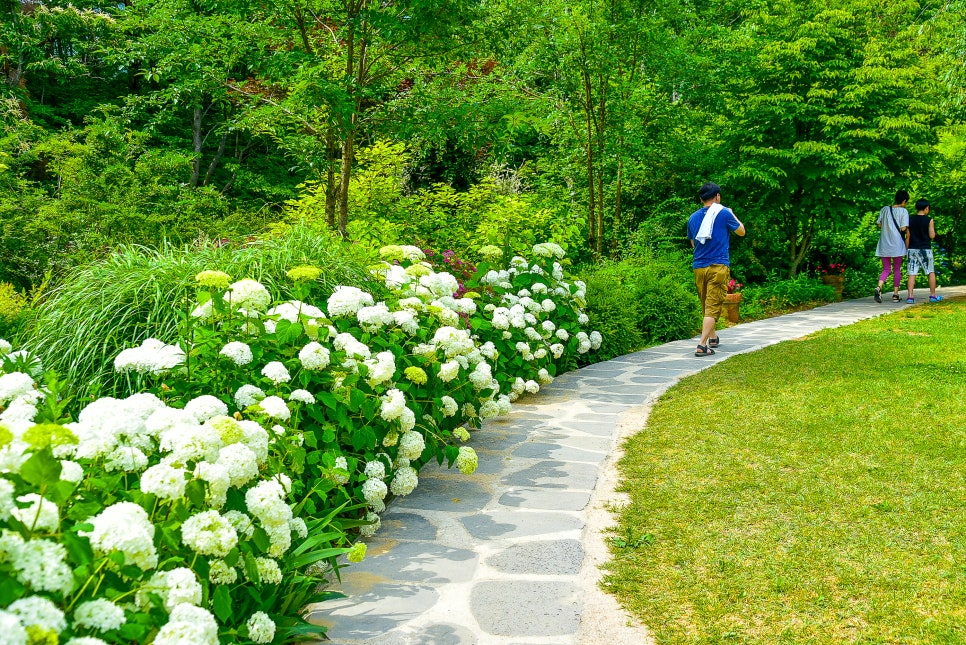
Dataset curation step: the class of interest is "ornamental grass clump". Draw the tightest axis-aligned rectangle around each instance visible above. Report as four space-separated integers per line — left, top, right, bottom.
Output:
18 225 379 405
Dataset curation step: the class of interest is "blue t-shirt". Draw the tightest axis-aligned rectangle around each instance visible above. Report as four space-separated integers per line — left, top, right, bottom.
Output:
687 206 741 268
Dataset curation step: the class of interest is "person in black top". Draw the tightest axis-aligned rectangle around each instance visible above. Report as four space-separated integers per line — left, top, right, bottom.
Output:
905 199 943 303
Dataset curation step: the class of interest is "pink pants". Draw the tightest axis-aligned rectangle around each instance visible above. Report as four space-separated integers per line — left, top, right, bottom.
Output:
879 257 903 289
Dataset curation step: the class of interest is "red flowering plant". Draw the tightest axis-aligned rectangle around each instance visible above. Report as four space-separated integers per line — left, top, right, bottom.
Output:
726 278 743 294
819 262 847 276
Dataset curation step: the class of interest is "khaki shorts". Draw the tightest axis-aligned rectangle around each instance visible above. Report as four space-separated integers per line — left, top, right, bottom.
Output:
694 264 730 320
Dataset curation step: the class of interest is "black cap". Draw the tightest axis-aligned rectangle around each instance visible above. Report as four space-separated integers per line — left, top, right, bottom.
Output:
698 182 721 202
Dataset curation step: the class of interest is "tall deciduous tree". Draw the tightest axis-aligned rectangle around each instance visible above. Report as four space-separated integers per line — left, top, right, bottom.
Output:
716 0 942 276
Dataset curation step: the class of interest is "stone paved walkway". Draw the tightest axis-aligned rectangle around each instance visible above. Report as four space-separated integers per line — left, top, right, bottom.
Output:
308 287 964 645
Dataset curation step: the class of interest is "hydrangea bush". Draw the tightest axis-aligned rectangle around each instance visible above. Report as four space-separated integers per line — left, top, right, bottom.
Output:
0 242 601 643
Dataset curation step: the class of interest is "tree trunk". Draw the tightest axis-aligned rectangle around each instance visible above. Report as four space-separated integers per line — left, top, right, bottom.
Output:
325 126 337 229
202 132 227 187
337 126 353 238
582 69 596 253
190 106 203 188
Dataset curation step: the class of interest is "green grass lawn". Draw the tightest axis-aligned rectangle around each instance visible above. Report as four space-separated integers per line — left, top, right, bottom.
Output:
606 299 966 644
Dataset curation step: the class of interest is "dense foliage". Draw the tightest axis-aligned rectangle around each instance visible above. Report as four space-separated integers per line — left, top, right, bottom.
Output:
2 0 965 295
0 242 601 643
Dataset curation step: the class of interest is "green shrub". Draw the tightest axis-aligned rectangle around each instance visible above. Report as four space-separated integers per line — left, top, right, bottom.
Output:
19 225 379 405
582 253 701 358
0 281 27 339
585 273 644 362
741 274 835 318
634 273 702 344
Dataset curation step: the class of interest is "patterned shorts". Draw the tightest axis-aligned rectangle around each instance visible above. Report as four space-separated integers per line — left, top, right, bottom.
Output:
907 249 934 276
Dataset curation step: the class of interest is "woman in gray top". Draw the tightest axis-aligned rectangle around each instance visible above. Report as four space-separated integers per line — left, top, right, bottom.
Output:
873 190 910 303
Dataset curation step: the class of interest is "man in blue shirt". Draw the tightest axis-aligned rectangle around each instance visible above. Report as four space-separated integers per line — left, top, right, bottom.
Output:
687 182 746 356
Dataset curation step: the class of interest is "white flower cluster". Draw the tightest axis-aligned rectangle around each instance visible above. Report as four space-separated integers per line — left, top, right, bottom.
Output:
114 338 186 375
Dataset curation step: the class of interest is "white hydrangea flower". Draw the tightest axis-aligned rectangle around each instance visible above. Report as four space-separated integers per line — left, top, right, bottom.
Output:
361 478 388 506
8 596 66 634
181 510 239 558
359 511 381 538
239 421 270 463
334 333 371 360
538 368 553 384
590 330 603 349
0 372 35 406
440 396 459 417
0 339 11 354
533 348 548 360
209 559 238 585
298 342 331 371
399 407 416 432
234 384 265 409
219 341 253 366
58 459 84 483
154 603 218 645
140 463 187 500
438 360 460 383
184 395 229 423
260 361 291 385
11 494 59 532
578 312 589 325
364 460 386 480
379 389 407 422
245 480 292 527
469 362 493 390
224 279 271 312
113 339 185 375
398 431 426 460
245 557 282 585
357 302 394 332
258 396 291 421
432 326 474 357
217 443 259 488
223 510 255 538
364 351 396 387
6 536 73 595
418 272 460 298
532 242 566 258
290 517 309 539
551 343 565 359
82 502 157 570
246 611 276 644
159 423 222 466
391 310 421 335
327 286 375 317
194 461 230 508
104 446 149 473
267 300 324 323
288 389 315 405
390 466 419 496
73 599 126 633
525 380 540 393
332 456 350 485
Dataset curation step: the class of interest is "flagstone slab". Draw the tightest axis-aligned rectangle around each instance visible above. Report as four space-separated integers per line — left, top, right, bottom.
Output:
471 581 581 636
484 539 584 575
461 510 583 540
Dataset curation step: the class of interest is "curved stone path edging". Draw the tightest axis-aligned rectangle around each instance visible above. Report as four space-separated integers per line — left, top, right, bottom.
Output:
308 287 964 645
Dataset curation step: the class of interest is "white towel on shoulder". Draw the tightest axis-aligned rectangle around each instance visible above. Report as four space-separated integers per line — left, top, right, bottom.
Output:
695 203 723 245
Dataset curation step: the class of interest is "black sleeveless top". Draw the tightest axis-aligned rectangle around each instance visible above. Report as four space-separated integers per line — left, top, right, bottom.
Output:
908 215 932 250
